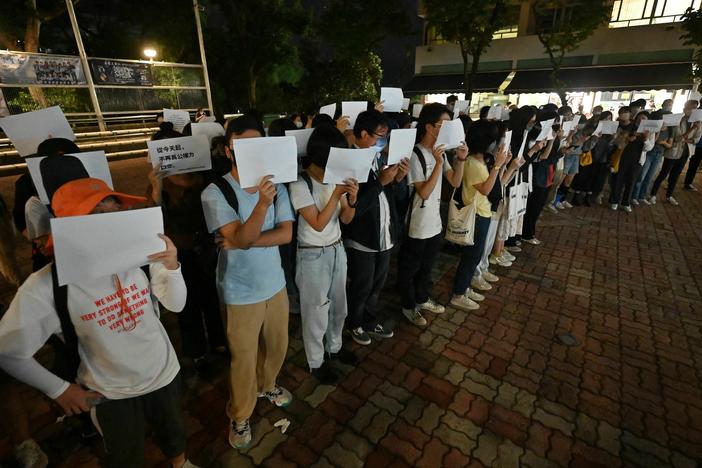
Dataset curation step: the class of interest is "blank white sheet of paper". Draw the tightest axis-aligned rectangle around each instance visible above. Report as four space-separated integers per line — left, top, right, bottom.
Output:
487 105 503 120
163 108 191 133
636 120 663 133
0 106 75 156
663 113 683 127
435 119 465 150
232 136 298 189
387 128 417 165
453 100 469 119
323 147 376 184
320 103 336 119
380 87 404 113
51 207 165 286
342 101 368 129
401 98 410 110
191 122 225 146
536 119 555 141
285 128 315 157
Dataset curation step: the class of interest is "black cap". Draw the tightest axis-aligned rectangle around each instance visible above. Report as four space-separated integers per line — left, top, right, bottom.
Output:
40 154 90 204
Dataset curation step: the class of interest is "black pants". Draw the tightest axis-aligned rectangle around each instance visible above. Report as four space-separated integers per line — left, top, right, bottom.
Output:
346 248 391 331
590 162 610 197
95 374 186 468
522 185 550 240
684 146 702 187
609 161 642 207
651 147 691 199
397 233 441 310
178 249 226 359
452 215 491 295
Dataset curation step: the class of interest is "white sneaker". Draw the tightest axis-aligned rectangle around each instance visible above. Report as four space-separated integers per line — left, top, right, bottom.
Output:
417 298 446 314
642 198 651 206
667 197 679 206
610 204 618 211
466 289 485 302
522 237 541 246
482 271 499 282
259 386 293 407
489 254 512 267
229 420 252 449
650 196 657 205
556 202 566 210
450 294 480 311
501 250 516 262
562 201 573 209
623 205 632 213
15 439 48 468
402 307 427 326
631 199 639 206
506 245 522 253
547 205 558 214
595 194 603 205
471 275 492 291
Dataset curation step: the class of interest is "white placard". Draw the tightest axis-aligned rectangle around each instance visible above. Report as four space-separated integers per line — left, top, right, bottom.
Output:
199 116 216 123
562 115 581 133
689 109 702 123
435 119 465 150
487 105 503 120
387 128 417 165
380 87 404 113
412 104 423 119
593 120 620 136
51 207 165 286
342 101 367 129
501 108 511 121
453 100 469 119
0 106 75 156
401 98 410 111
663 113 683 127
147 135 212 175
517 131 528 160
410 121 418 129
636 119 663 133
323 147 376 184
231 136 298 188
191 122 225 146
502 130 512 153
285 128 315 157
536 118 555 141
27 151 113 205
163 108 190 133
320 103 336 119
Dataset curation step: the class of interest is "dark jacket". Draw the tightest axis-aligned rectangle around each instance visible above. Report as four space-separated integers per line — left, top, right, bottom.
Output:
341 165 401 251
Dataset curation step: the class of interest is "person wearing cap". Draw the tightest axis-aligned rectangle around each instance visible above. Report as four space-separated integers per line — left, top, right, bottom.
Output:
0 178 198 468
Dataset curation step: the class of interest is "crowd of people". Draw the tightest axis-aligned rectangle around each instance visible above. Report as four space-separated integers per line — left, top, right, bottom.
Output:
0 93 700 467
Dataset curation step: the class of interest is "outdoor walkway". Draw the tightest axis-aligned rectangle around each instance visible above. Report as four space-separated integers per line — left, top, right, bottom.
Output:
1 159 701 467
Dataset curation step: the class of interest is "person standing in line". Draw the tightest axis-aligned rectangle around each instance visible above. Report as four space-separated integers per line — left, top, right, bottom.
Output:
683 101 702 191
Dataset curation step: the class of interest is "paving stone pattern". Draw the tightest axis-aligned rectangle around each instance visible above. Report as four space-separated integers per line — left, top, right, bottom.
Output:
0 159 701 467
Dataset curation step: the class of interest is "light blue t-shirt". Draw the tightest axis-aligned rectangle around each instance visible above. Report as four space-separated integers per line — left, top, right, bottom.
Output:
201 173 294 305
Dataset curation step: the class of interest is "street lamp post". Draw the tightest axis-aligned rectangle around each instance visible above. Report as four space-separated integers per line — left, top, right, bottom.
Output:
193 0 214 115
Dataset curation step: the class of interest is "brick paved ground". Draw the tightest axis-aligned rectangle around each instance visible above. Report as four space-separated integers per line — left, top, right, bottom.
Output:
1 158 702 467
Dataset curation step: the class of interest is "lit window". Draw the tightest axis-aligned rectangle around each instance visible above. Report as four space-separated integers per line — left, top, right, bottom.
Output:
610 0 701 27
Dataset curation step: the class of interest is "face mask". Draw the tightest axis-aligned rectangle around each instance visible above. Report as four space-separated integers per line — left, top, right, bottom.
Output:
526 122 535 131
295 121 303 128
486 141 498 154
374 136 388 152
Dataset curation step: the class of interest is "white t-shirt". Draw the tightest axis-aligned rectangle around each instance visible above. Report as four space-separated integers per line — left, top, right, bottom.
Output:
289 175 341 246
0 263 186 400
24 196 52 240
407 145 451 239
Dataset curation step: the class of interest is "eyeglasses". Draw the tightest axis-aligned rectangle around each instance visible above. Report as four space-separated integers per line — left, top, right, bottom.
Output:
373 132 388 138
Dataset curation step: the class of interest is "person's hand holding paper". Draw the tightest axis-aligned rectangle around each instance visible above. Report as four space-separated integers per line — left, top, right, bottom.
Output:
231 136 298 188
342 102 367 129
380 88 404 113
435 119 465 150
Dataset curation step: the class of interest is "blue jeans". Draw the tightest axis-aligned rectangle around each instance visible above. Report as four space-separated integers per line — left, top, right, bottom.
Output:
633 150 663 201
452 215 492 295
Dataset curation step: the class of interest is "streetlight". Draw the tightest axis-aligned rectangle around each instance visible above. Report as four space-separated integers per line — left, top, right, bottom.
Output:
143 48 157 61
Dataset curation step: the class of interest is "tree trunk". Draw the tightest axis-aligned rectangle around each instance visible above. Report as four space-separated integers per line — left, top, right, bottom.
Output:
466 54 480 105
24 10 49 108
248 66 257 109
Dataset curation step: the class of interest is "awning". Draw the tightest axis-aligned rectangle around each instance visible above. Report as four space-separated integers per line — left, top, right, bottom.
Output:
404 71 510 94
505 63 693 93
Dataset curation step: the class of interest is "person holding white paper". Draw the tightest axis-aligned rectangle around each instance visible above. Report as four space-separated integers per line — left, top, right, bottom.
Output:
289 124 359 385
200 115 294 450
398 103 466 326
650 100 702 205
0 178 198 468
343 110 409 346
632 103 674 204
683 102 702 190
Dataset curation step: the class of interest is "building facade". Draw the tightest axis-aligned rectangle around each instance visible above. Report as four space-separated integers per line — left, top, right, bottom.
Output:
407 0 700 113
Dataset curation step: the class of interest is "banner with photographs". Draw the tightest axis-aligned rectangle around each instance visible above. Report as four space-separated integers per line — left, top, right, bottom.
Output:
90 59 153 86
0 51 86 85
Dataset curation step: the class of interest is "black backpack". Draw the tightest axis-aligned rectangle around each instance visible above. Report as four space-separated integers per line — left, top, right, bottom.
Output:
50 263 151 382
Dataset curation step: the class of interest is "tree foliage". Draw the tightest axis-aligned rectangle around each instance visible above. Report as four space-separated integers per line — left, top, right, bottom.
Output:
679 6 702 80
424 0 512 102
532 0 611 102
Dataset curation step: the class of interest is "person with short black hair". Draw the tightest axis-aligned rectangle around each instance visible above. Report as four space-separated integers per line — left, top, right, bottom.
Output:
201 115 294 449
343 110 409 345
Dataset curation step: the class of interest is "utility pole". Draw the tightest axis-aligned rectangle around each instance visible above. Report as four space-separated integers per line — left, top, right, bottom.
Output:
65 0 106 131
193 0 215 114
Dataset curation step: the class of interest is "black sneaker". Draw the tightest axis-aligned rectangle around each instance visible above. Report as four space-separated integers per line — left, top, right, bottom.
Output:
311 362 339 385
328 348 358 365
349 327 371 345
368 324 394 339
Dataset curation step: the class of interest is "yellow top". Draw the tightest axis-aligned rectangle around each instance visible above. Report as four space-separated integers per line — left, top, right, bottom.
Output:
461 156 492 218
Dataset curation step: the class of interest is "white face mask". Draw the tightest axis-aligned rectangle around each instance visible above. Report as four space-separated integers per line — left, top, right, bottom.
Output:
295 121 303 128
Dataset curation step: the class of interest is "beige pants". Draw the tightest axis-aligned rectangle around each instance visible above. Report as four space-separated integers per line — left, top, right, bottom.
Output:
225 288 289 423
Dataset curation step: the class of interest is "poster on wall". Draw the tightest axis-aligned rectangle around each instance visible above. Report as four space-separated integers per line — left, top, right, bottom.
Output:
90 59 153 86
0 51 86 85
